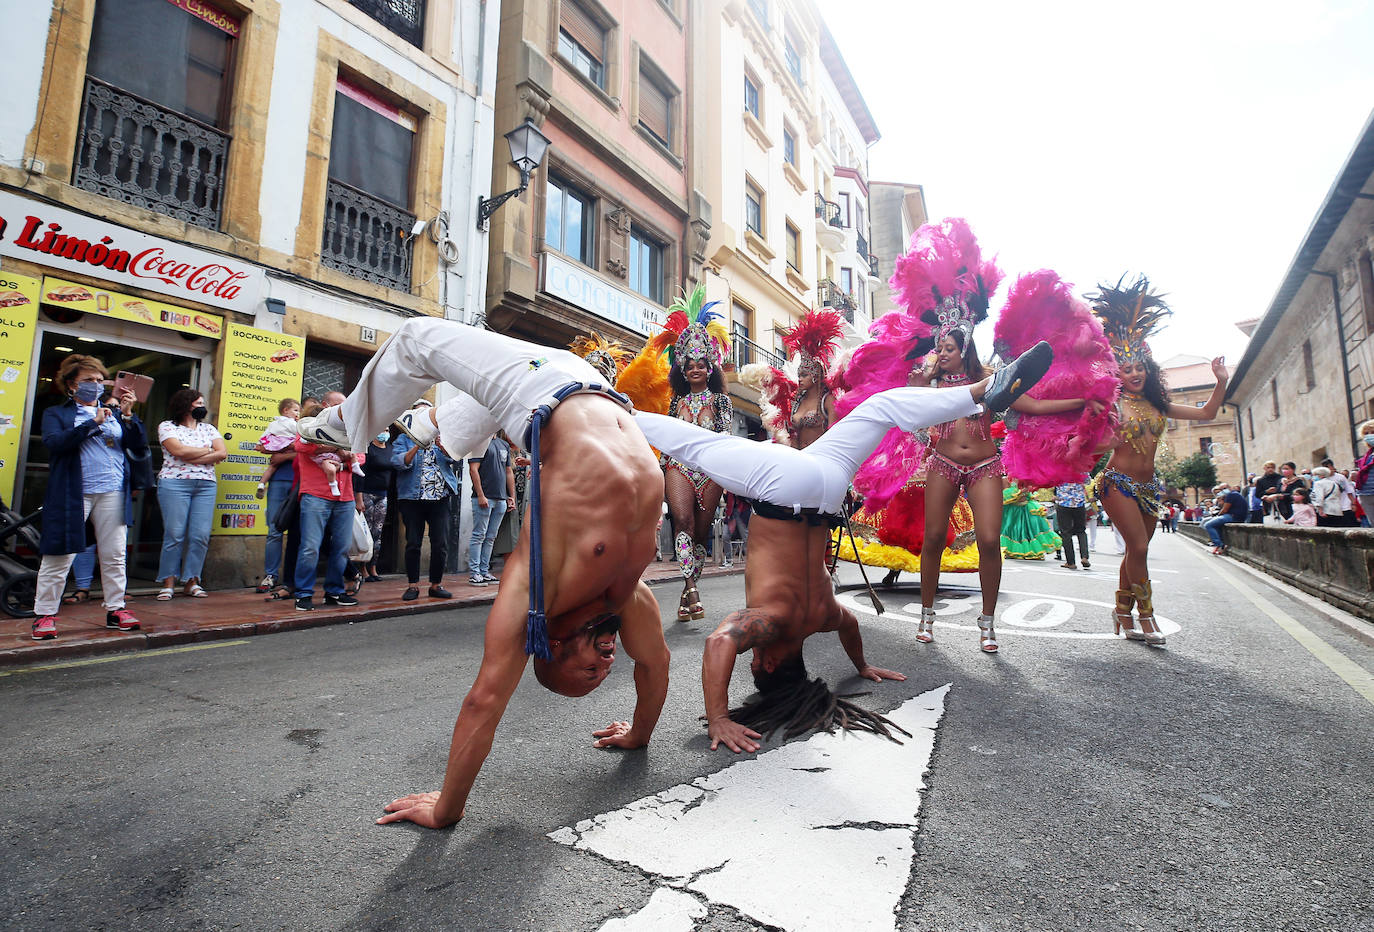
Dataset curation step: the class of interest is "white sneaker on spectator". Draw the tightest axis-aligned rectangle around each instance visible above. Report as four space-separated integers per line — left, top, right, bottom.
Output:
481 573 499 583
395 407 438 447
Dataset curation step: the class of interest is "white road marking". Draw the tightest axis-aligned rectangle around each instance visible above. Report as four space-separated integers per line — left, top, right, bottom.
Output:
553 686 950 932
842 590 1181 639
598 888 707 932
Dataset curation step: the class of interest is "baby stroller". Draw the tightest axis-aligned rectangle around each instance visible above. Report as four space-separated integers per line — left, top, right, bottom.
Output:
0 497 42 618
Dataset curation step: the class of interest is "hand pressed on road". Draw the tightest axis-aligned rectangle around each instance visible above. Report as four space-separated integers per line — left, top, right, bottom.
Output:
592 720 647 749
376 791 462 829
708 717 762 753
858 665 906 683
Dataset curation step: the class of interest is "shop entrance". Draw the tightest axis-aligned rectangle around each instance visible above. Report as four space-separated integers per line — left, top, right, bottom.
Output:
20 330 203 582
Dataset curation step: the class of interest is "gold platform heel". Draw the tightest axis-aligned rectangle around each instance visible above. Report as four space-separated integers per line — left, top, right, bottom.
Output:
1130 580 1166 646
1113 588 1143 640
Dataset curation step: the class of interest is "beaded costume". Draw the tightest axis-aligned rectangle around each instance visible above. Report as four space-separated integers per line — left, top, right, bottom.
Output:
659 285 732 605
740 309 845 448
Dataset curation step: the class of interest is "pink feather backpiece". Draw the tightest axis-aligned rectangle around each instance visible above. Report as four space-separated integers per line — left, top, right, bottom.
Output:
993 270 1121 488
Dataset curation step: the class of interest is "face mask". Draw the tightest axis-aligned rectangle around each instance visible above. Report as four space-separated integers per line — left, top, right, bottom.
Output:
1363 435 1374 446
74 381 103 404
376 432 389 444
191 406 208 421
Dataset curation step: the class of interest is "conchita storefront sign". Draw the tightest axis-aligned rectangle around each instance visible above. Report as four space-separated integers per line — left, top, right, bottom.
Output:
0 190 265 315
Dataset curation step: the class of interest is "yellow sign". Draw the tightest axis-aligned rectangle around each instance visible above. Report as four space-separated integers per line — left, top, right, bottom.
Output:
40 275 224 340
0 272 40 505
212 323 306 536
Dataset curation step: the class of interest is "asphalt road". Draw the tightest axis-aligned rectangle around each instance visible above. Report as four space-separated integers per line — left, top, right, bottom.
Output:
2 533 1371 932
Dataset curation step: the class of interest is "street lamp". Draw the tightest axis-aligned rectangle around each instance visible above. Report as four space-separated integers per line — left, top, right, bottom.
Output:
476 119 552 231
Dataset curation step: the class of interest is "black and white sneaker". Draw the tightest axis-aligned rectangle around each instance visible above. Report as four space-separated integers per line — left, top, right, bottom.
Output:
468 575 488 587
984 341 1054 413
295 597 314 612
394 407 439 447
297 415 351 449
325 593 359 607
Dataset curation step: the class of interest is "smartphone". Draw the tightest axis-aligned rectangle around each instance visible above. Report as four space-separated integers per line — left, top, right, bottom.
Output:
112 370 154 403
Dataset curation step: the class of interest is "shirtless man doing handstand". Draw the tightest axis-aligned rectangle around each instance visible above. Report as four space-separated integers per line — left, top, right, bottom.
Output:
300 319 670 829
633 342 1053 752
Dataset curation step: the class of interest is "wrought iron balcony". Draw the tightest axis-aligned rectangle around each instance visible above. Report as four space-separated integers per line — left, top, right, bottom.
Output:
321 179 416 292
814 193 842 229
348 0 425 47
73 76 230 230
868 254 880 278
820 278 858 319
728 332 783 370
856 231 869 261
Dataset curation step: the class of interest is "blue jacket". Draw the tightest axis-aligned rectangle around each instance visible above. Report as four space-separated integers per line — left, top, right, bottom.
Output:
391 435 460 499
39 400 149 555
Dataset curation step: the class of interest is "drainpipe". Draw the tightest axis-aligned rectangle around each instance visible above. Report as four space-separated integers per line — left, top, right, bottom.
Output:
1235 405 1248 479
1309 270 1358 461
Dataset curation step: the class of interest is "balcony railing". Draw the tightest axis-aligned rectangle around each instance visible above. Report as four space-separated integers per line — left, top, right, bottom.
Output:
814 193 842 229
73 76 230 230
820 278 858 324
868 254 880 278
348 0 426 47
856 231 869 261
321 178 416 292
728 332 783 370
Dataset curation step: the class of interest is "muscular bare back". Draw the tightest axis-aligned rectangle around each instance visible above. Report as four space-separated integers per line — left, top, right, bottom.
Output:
743 515 843 638
530 395 664 624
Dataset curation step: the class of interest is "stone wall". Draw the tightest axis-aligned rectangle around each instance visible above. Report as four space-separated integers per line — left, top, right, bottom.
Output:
1178 521 1374 620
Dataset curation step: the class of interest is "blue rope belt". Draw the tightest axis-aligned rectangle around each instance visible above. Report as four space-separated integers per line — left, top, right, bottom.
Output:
522 381 632 663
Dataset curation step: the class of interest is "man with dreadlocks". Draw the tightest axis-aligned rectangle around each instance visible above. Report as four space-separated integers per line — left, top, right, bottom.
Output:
633 333 1058 751
1091 275 1227 647
297 318 671 829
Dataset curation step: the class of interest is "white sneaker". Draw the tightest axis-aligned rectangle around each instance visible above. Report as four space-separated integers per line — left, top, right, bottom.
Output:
297 415 351 448
394 408 438 447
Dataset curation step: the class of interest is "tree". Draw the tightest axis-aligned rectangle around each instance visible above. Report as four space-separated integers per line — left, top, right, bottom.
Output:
1175 452 1218 500
1155 445 1182 494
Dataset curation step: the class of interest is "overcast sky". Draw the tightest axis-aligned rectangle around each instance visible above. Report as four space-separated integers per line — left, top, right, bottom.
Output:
815 0 1374 365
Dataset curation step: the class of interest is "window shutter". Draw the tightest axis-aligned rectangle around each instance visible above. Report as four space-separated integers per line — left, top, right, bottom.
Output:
560 2 604 62
639 72 671 144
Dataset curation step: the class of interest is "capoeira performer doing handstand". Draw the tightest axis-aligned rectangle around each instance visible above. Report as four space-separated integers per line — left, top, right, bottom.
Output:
300 319 671 829
632 342 1054 752
299 318 1050 820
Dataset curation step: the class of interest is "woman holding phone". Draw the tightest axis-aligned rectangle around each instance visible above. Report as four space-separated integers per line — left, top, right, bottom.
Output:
30 355 148 639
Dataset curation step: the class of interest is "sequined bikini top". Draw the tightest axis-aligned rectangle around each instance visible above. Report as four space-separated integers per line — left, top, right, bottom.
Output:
1118 393 1167 454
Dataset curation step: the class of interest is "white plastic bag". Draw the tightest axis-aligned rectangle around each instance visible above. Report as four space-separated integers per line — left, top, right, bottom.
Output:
348 509 374 563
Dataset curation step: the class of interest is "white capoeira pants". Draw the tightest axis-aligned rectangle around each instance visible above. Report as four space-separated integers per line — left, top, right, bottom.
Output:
328 318 610 455
635 387 982 516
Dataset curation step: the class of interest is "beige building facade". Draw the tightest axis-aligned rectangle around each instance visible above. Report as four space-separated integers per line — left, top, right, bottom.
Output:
1157 355 1241 495
869 181 928 319
1 0 499 585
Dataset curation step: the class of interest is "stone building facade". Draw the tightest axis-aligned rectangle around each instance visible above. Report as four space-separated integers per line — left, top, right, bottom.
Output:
868 181 927 319
1227 110 1374 475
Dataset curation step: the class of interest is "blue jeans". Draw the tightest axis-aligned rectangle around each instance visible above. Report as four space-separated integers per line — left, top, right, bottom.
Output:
157 477 216 582
468 498 508 576
72 543 97 589
1204 513 1239 547
263 479 293 578
294 494 354 598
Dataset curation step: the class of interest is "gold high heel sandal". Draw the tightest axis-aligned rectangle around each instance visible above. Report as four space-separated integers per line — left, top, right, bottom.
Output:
916 607 936 643
1113 588 1144 640
1130 580 1166 646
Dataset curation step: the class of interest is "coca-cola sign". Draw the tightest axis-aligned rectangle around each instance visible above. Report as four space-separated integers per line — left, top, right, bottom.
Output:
0 191 265 314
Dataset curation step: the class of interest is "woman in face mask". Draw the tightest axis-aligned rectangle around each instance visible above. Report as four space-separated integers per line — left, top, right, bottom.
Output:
155 387 228 600
1354 420 1374 527
30 354 149 640
356 427 398 584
